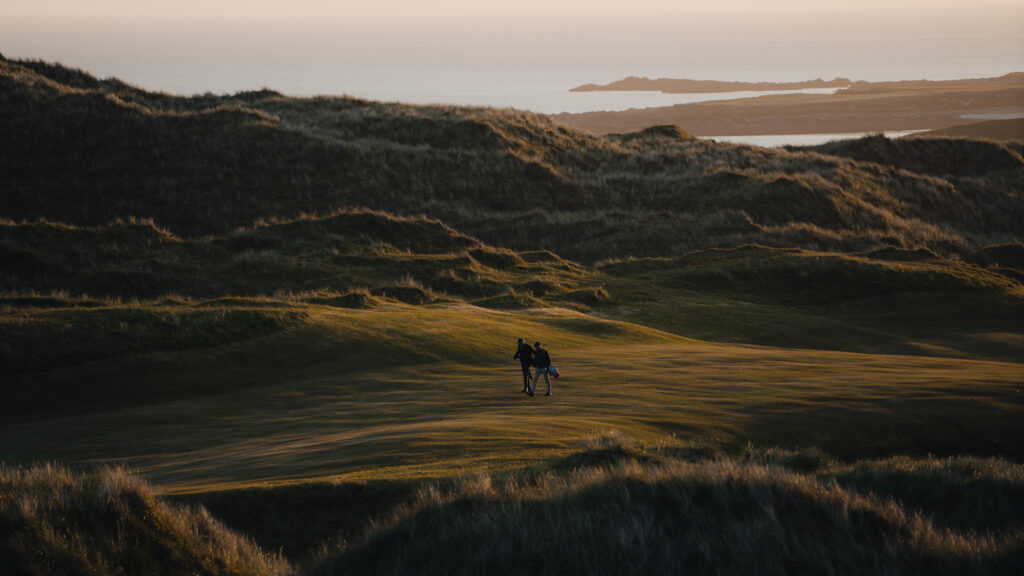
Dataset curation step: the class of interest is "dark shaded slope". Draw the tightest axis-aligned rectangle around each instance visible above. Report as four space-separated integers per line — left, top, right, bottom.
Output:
308 445 1024 576
0 57 582 237
805 134 1024 178
0 211 595 304
2 57 1023 264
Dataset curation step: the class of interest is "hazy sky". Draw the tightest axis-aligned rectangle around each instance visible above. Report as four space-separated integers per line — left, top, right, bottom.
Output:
4 0 1020 18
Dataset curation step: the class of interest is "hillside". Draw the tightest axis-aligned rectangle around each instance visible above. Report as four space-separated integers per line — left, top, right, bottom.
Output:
2 57 1023 575
4 213 1021 368
7 447 1023 575
3 56 1023 264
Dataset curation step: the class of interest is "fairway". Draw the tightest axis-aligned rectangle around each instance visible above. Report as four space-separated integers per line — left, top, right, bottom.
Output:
3 305 1020 495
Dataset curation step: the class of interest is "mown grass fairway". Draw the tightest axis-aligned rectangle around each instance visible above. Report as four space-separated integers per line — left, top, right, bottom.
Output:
2 304 1020 495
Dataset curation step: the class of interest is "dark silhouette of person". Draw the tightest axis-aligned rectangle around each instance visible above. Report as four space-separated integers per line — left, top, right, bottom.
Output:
530 341 553 397
513 337 534 393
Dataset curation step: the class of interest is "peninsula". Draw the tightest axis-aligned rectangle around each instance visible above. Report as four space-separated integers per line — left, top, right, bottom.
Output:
557 73 1024 137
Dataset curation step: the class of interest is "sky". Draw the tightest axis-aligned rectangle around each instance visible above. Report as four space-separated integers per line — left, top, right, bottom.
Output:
3 0 1020 18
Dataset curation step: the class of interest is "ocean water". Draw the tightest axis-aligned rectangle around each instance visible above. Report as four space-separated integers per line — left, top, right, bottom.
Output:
2 9 1022 118
708 130 929 148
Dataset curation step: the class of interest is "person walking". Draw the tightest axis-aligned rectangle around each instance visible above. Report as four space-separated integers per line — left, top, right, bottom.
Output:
513 337 534 394
530 341 553 397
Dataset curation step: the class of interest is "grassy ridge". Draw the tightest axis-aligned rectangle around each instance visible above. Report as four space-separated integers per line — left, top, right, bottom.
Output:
4 441 1022 575
310 439 1024 575
4 213 1021 364
0 211 596 303
3 57 1023 263
597 245 1024 360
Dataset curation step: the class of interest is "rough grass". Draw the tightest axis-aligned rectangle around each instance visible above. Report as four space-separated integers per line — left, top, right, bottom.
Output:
2 57 1022 264
0 463 291 576
0 211 601 306
3 439 1022 575
4 217 1021 365
303 435 1024 576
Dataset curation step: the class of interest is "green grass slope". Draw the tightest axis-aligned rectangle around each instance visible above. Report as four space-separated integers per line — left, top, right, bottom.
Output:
3 301 1020 494
597 244 1024 360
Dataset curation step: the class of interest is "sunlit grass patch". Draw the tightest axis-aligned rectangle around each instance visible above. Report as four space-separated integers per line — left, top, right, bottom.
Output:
0 463 291 575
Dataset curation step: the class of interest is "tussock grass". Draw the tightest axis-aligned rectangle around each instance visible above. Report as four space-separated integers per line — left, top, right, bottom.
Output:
306 435 1024 576
0 463 291 576
600 244 1022 303
4 440 1021 575
0 211 602 305
3 57 1022 263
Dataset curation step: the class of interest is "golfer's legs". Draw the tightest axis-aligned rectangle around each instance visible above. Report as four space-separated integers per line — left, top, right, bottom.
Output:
532 369 549 394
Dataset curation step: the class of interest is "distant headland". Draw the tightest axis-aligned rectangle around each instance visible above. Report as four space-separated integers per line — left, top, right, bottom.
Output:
557 73 1024 137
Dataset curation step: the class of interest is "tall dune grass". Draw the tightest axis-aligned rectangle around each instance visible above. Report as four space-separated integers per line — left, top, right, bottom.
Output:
0 463 292 576
306 436 1024 575
3 56 1022 263
3 440 1021 575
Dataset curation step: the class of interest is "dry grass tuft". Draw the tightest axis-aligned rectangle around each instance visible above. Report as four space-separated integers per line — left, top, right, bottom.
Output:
0 463 292 576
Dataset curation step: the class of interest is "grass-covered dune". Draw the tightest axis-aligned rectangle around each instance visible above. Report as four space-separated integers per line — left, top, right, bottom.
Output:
0 210 596 304
4 440 1022 575
3 204 1022 364
0 464 290 576
3 56 1023 263
310 439 1024 576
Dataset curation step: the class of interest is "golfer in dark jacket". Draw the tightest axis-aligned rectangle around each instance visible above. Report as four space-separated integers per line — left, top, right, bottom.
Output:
513 337 534 393
531 341 553 397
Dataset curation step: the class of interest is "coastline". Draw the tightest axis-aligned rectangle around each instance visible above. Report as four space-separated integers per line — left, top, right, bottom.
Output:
553 74 1024 137
570 76 853 94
